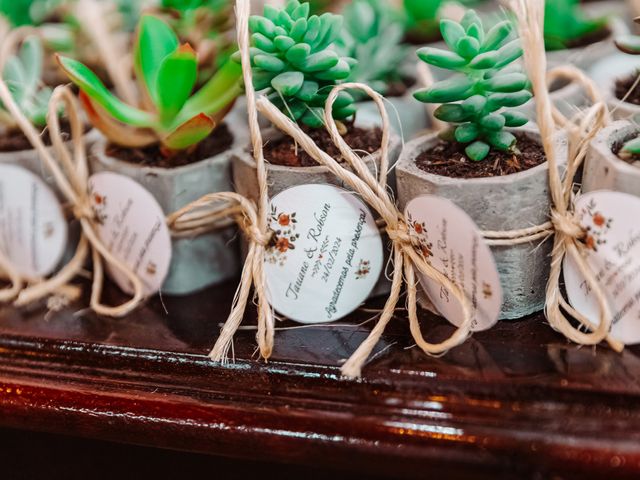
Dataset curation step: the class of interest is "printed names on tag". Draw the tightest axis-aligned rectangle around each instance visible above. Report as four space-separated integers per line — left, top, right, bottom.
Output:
404 195 502 331
263 184 383 324
0 164 67 278
564 191 640 344
88 172 172 296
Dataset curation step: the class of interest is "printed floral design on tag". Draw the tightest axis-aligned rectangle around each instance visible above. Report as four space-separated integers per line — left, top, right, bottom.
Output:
355 259 371 279
578 198 613 252
407 211 434 259
266 206 300 266
89 184 108 225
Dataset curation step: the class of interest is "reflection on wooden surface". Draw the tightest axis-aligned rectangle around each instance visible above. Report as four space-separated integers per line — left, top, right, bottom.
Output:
0 279 639 479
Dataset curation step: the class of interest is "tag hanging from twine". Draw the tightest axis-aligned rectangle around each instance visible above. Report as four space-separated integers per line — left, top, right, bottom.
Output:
0 28 145 316
510 0 623 352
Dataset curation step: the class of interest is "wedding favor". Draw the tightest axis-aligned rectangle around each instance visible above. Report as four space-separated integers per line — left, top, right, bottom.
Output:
58 15 246 295
397 10 567 319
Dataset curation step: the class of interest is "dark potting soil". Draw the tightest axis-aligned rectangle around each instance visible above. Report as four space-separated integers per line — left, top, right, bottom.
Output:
263 124 382 167
415 133 546 179
615 70 640 105
562 24 611 49
0 120 78 152
106 123 233 168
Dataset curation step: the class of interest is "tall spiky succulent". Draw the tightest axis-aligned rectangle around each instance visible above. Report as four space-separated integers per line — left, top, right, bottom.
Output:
544 0 608 51
57 15 242 153
414 10 531 162
241 0 356 128
0 36 54 128
335 0 408 98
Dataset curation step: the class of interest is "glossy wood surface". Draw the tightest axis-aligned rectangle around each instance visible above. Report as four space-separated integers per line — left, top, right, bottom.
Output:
0 280 639 479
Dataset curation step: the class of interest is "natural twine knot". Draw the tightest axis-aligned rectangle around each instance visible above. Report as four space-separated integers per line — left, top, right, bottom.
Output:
73 202 95 222
386 222 415 247
550 209 585 240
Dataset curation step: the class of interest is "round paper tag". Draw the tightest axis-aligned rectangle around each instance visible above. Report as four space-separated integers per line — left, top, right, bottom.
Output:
264 184 383 324
0 164 67 278
404 195 502 331
564 191 640 344
88 172 172 296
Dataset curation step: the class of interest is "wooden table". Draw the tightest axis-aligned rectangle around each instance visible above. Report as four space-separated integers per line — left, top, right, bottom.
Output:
0 281 639 479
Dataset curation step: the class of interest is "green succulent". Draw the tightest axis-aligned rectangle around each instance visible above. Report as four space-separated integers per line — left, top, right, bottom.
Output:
0 35 54 128
335 0 408 98
0 0 75 52
544 0 608 51
56 14 242 153
240 0 356 129
414 10 531 162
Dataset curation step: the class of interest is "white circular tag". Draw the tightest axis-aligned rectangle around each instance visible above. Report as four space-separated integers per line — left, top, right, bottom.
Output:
404 195 502 331
264 184 383 324
564 191 640 344
0 164 67 278
88 172 172 296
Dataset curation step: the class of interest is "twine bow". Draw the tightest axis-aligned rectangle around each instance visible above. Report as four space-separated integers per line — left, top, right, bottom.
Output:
0 29 145 316
511 0 623 351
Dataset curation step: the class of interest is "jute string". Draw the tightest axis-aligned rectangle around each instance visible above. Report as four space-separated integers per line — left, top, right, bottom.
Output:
0 29 145 315
192 0 275 363
511 0 622 352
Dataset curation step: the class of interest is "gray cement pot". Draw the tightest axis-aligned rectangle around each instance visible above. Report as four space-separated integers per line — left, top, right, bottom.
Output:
515 81 590 121
397 125 568 320
590 53 640 120
89 117 247 295
232 127 402 297
0 128 98 198
584 119 640 195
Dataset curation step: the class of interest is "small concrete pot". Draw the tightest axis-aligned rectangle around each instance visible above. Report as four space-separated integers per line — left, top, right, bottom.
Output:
590 53 640 120
89 115 248 295
0 128 98 198
584 119 640 196
396 125 568 320
232 127 402 297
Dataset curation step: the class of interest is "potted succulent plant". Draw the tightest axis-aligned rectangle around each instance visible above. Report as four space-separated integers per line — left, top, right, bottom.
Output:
589 17 640 120
56 14 247 295
232 0 401 201
0 34 72 193
335 0 428 140
584 119 640 196
396 11 567 320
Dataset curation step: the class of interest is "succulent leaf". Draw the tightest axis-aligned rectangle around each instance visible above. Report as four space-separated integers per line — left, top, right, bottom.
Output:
414 9 532 163
242 0 355 128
